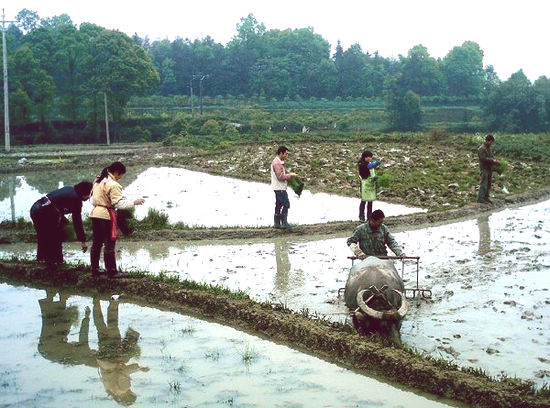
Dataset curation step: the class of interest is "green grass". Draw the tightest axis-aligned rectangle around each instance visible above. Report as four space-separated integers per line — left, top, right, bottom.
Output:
0 218 33 231
239 343 259 364
149 271 250 300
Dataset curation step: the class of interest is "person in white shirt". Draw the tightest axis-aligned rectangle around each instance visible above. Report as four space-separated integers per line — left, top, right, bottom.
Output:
270 146 298 228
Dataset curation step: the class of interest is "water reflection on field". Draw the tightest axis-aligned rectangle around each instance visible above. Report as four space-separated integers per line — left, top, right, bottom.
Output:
0 167 425 226
2 200 549 388
1 165 549 388
0 284 456 407
4 199 550 388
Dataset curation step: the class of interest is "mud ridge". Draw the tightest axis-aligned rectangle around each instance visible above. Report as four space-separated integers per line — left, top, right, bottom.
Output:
1 261 547 408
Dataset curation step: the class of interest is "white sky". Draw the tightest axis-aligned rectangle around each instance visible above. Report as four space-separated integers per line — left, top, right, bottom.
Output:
4 0 549 82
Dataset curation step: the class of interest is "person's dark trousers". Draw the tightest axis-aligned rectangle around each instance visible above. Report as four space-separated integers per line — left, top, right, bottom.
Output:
478 169 492 202
359 201 373 221
91 218 117 274
274 190 290 216
30 204 63 264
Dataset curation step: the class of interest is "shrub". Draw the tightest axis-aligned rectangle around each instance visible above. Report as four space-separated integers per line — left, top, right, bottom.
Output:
200 119 222 135
162 134 186 147
140 208 169 229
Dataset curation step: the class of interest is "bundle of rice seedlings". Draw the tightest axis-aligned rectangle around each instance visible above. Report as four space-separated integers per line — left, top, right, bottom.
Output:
288 177 305 197
492 160 509 175
117 208 136 235
60 216 76 241
376 172 392 188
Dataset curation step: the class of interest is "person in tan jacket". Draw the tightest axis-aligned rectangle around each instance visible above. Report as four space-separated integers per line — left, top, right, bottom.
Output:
90 162 145 278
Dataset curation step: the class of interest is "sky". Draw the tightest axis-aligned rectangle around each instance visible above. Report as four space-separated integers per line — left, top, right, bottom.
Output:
3 0 549 82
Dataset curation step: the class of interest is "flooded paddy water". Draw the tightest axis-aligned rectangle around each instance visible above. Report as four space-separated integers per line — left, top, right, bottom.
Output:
0 167 424 226
1 166 549 404
0 283 459 407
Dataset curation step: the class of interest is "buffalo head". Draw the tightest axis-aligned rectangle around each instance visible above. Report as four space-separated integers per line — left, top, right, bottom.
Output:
344 256 409 343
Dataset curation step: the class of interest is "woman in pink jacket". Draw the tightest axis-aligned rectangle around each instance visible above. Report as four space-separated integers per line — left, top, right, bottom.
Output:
90 162 144 278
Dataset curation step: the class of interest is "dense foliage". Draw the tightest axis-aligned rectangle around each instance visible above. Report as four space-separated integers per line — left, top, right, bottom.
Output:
2 10 550 143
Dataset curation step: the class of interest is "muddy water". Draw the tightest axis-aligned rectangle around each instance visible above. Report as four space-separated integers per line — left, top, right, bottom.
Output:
3 200 549 388
0 284 458 407
1 167 548 387
0 167 424 226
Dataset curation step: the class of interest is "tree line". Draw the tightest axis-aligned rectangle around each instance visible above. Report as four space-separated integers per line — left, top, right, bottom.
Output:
2 9 550 141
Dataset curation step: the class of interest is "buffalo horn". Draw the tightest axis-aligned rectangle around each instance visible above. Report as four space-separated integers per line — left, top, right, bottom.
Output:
356 289 384 320
393 289 409 318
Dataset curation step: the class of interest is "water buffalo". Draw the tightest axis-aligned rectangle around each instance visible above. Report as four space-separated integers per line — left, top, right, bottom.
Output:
344 256 409 343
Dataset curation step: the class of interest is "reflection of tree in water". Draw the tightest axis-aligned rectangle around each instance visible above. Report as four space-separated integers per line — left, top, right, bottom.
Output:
2 167 145 221
477 215 491 255
23 170 96 196
37 291 148 406
0 175 22 202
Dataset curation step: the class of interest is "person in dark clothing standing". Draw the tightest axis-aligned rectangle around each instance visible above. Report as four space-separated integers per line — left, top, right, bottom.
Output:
357 150 383 221
477 134 499 204
30 181 93 265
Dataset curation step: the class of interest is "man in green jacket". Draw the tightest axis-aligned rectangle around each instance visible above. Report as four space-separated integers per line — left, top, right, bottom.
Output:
477 134 499 204
347 209 404 258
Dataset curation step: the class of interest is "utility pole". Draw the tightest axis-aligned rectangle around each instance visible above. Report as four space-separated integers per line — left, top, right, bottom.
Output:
103 92 110 145
198 75 208 115
189 78 194 115
2 9 15 152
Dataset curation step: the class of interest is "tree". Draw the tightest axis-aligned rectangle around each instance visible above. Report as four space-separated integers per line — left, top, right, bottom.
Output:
533 76 550 129
259 27 331 98
250 56 292 98
15 9 40 33
483 70 543 132
362 51 393 98
83 28 159 136
336 43 368 97
397 45 444 96
442 41 485 97
225 14 266 96
11 45 56 131
386 89 422 130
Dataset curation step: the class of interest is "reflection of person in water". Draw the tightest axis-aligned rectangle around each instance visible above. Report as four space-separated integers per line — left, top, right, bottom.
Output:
477 215 491 255
273 238 291 291
38 289 82 362
93 297 149 405
37 291 147 405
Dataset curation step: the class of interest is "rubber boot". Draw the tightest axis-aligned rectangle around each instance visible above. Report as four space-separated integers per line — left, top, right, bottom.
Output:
273 214 282 228
280 214 291 229
104 249 118 278
90 244 103 277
